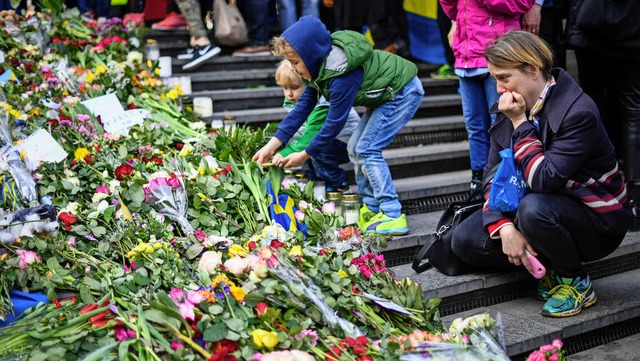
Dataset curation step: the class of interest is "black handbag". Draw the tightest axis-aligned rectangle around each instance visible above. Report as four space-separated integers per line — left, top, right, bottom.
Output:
411 199 482 276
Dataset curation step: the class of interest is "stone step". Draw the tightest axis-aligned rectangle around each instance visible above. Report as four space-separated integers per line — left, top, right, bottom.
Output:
206 93 463 127
190 77 459 110
569 332 640 361
441 267 640 357
387 230 640 357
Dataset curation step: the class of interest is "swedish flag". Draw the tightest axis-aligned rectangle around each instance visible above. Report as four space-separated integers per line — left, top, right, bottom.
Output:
404 0 446 65
266 181 308 237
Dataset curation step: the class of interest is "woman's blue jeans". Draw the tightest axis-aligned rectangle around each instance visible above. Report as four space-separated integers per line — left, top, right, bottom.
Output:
277 0 319 31
459 74 499 172
347 76 424 218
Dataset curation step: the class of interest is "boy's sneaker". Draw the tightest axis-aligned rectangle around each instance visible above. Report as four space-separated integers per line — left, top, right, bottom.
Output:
358 204 376 230
182 45 221 71
177 47 196 60
362 212 409 236
541 275 597 317
151 12 187 31
430 64 458 80
232 45 271 57
535 270 557 301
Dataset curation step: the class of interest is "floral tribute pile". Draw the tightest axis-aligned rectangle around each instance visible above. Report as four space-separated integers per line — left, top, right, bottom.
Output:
0 2 565 360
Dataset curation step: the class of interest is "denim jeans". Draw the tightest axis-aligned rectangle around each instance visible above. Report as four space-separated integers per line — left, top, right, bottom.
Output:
77 0 110 17
458 74 499 172
238 0 270 46
451 193 625 277
348 76 425 218
311 139 350 191
277 0 319 31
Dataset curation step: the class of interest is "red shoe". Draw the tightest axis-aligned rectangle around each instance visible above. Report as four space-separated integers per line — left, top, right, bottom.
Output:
151 12 187 31
123 12 144 26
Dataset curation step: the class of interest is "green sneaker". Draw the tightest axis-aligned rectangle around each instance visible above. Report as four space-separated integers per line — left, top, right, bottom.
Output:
362 212 409 236
541 275 597 317
430 64 458 80
535 270 557 301
358 204 376 230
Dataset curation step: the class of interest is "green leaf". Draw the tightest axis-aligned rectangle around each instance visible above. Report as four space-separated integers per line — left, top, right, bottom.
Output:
144 309 181 332
185 242 204 260
202 322 227 342
118 145 128 159
81 342 118 361
133 272 151 286
128 183 146 204
92 226 107 237
208 304 224 315
224 318 244 332
79 283 94 303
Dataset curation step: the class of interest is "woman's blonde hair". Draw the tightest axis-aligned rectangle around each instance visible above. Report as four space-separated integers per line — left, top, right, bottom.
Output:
484 30 554 80
271 36 299 58
275 59 301 87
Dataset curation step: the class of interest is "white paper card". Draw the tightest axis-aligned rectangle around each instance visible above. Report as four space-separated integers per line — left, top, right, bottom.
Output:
361 292 414 315
18 129 67 163
82 93 146 135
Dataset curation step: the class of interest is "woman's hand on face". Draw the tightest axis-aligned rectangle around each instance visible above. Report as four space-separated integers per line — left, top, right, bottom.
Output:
499 91 528 128
499 224 537 274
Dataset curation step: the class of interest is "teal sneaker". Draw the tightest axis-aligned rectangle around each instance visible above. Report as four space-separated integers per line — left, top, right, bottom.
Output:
362 212 409 236
430 64 458 80
541 275 597 317
358 204 376 230
535 270 557 301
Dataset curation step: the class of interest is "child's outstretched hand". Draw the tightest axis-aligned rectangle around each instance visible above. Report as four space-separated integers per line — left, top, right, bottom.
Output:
281 151 310 168
253 138 283 164
272 154 284 166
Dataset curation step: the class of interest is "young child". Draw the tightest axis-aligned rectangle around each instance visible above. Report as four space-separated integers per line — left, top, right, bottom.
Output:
253 16 424 235
272 59 359 192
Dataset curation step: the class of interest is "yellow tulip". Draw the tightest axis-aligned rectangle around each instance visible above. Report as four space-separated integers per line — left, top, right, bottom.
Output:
228 244 247 258
251 329 279 349
95 64 107 75
337 269 349 278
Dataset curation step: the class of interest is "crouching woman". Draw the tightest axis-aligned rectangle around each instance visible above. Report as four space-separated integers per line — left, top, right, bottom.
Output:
451 30 632 317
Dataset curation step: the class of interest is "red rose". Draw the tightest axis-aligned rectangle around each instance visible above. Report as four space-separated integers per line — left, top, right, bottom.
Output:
247 241 258 251
255 302 268 315
270 239 285 248
58 212 78 231
174 142 184 150
84 155 94 164
115 163 134 180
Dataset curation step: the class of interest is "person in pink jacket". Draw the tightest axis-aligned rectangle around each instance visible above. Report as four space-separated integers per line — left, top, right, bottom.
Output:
440 0 535 197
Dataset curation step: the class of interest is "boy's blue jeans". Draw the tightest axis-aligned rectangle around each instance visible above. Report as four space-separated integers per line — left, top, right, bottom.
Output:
311 139 350 191
458 74 499 172
348 76 424 218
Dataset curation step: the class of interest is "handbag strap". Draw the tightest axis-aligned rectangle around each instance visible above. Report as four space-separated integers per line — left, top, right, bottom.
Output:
412 233 441 273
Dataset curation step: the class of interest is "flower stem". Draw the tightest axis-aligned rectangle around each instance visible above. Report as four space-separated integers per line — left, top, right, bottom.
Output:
171 330 212 359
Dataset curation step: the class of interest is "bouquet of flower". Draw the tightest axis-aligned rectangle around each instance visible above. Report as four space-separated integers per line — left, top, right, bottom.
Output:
526 339 568 361
143 167 194 236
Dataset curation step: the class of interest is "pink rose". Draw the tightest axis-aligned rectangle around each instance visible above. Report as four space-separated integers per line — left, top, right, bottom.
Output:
321 202 336 214
16 250 41 269
96 185 109 194
186 290 203 305
298 200 308 209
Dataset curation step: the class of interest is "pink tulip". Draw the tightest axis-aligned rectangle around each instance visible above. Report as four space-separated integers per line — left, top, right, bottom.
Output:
281 178 292 189
295 210 305 221
322 202 336 214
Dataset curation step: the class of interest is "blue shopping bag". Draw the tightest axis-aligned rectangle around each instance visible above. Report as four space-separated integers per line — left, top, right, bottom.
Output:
488 147 528 213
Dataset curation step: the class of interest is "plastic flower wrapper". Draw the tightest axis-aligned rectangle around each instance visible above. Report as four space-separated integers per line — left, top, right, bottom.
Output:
266 251 364 338
0 145 39 209
143 166 194 236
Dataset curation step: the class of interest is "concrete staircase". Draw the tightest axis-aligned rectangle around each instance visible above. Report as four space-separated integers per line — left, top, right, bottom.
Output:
148 29 640 360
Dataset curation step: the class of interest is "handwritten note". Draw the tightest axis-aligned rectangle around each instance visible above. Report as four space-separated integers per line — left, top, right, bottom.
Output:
82 93 147 135
361 292 414 315
18 129 67 163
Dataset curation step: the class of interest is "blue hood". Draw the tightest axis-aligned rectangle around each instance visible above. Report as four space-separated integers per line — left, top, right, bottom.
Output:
282 16 332 80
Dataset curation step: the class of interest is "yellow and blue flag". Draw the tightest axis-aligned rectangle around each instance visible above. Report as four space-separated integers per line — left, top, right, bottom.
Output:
404 0 446 65
266 181 308 238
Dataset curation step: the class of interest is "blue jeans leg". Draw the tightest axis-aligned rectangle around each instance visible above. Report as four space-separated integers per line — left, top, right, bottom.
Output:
239 0 270 45
347 76 425 218
277 0 297 31
459 74 499 172
311 139 350 191
300 0 319 17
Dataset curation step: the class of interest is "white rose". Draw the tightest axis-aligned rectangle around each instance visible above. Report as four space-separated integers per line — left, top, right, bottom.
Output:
224 257 247 276
92 192 109 203
198 251 223 275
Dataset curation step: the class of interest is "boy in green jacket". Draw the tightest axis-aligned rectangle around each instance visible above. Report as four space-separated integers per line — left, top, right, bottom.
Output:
272 59 359 192
253 16 424 235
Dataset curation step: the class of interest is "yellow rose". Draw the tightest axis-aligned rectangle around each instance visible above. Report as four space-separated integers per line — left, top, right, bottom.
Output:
337 269 349 278
251 329 279 349
289 245 302 257
85 71 95 83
